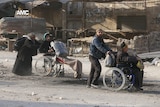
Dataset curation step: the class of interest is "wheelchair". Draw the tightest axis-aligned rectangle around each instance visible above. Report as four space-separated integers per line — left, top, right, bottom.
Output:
35 54 65 77
103 64 135 91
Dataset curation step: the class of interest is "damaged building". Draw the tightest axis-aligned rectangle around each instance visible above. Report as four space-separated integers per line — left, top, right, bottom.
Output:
0 0 160 54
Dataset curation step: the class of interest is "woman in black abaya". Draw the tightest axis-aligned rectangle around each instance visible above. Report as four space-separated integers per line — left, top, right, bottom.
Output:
12 33 40 76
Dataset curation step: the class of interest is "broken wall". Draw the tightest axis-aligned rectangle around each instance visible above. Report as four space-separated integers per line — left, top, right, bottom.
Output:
117 31 160 54
0 17 46 39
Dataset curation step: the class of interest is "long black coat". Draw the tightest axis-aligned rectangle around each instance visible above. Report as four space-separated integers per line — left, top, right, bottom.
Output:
12 38 40 76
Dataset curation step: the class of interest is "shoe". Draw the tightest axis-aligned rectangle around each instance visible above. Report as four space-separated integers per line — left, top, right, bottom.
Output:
136 87 143 91
127 86 136 92
128 87 143 92
128 86 142 92
74 72 81 79
91 84 100 89
137 87 143 91
76 74 81 79
86 85 91 88
74 72 79 78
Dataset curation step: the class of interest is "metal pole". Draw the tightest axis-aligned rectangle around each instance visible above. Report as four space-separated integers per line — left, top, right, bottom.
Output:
31 0 33 32
82 0 85 37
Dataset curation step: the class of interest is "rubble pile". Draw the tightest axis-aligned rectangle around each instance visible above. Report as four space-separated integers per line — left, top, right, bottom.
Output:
117 31 160 54
0 17 46 39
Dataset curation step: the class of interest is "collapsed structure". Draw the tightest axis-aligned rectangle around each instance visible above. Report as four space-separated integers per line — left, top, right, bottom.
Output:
0 17 46 39
0 0 160 54
117 31 160 54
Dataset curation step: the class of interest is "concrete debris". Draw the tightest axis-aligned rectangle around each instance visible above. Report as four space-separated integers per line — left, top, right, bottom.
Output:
117 31 160 54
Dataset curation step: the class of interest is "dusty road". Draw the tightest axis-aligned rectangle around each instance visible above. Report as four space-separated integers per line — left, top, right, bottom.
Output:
0 51 160 107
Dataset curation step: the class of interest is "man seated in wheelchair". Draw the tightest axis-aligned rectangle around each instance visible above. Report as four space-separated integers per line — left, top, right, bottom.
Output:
116 42 144 91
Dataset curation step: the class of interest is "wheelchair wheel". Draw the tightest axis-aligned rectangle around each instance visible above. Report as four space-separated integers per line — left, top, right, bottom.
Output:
35 56 52 76
51 59 64 77
121 67 135 89
103 67 126 91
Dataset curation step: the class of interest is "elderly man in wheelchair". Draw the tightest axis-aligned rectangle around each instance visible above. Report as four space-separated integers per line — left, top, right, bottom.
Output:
103 42 144 92
116 42 144 91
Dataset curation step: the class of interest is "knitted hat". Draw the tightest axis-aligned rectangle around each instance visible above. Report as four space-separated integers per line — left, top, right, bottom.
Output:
43 33 52 40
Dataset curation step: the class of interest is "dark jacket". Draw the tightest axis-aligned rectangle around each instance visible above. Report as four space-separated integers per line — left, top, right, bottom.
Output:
89 36 111 59
39 41 51 53
19 38 40 58
39 40 55 56
116 51 138 67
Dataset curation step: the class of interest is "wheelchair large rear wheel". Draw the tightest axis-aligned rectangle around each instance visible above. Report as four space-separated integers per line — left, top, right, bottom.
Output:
103 67 126 91
35 56 52 76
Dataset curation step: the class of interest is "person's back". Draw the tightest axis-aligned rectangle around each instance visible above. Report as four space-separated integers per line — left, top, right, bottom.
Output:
50 40 68 58
14 35 27 51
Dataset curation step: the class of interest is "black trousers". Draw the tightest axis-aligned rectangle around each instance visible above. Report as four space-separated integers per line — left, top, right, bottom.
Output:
87 55 101 86
133 68 144 88
117 64 143 88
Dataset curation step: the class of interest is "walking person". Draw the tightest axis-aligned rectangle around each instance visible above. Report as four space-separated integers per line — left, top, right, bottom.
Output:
12 33 40 76
87 29 112 88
